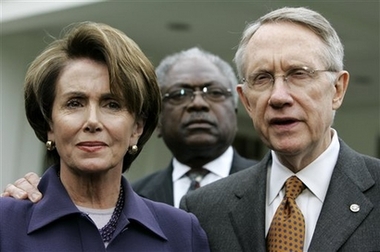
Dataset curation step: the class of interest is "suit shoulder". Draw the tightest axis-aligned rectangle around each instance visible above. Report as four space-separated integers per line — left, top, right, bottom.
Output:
339 139 380 170
339 141 380 176
0 197 33 224
362 155 380 182
132 168 168 190
362 154 380 169
0 197 33 210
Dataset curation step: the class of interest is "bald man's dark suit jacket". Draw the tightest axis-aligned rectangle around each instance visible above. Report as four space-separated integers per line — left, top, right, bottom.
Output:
132 149 257 206
180 139 380 251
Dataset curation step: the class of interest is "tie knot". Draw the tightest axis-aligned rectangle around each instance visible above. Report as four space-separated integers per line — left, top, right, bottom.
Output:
186 168 209 192
187 168 209 182
285 176 305 199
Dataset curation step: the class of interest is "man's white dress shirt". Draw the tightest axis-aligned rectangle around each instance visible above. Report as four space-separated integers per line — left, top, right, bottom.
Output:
172 146 233 208
266 129 340 251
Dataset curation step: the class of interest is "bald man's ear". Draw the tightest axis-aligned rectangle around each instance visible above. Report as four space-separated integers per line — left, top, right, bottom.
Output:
237 84 253 114
332 71 349 110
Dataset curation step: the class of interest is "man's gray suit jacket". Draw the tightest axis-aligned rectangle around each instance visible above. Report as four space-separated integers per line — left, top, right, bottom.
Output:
180 139 380 252
132 149 257 206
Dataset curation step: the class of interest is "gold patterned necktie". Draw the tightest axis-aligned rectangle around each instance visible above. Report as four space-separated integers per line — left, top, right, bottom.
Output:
267 176 306 252
187 168 209 192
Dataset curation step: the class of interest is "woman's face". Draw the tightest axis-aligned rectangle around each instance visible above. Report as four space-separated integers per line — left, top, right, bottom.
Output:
48 58 144 174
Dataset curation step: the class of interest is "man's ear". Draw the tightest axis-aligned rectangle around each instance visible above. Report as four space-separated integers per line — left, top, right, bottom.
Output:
332 70 349 110
237 84 252 114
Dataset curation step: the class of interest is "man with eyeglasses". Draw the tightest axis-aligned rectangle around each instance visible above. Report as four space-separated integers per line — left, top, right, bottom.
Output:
181 7 380 252
2 47 257 208
132 47 257 207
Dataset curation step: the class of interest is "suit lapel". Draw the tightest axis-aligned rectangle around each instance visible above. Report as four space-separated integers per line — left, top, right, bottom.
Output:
153 164 174 205
141 164 174 205
309 140 375 251
228 154 271 252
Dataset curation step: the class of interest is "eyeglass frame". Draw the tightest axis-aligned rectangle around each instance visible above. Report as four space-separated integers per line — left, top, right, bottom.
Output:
242 66 335 90
162 86 233 105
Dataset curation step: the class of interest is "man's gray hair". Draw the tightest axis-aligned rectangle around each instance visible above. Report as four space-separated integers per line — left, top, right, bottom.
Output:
156 47 239 108
234 7 345 80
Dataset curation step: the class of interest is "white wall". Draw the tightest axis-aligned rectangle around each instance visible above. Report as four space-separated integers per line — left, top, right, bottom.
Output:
1 33 45 190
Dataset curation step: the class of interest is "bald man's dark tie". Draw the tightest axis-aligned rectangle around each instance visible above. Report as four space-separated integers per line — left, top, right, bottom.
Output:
267 176 306 252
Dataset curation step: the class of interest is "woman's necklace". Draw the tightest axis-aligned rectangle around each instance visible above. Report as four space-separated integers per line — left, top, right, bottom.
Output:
98 185 124 243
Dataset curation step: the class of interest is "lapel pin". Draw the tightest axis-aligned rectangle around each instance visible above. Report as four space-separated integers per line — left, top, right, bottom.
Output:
350 204 360 213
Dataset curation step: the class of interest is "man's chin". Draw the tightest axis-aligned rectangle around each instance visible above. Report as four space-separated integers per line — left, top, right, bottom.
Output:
185 137 217 148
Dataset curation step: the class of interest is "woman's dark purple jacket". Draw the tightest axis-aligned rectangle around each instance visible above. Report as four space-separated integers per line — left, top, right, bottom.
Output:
0 165 210 251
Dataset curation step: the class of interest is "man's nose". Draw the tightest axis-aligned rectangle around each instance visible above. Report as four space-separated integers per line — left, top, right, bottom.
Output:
268 80 293 108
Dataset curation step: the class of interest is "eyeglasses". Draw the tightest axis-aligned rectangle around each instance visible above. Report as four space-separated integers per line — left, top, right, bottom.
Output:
242 66 335 91
162 86 232 105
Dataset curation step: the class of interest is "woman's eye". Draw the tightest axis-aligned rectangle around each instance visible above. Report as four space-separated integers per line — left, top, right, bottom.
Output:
105 101 121 109
67 100 82 108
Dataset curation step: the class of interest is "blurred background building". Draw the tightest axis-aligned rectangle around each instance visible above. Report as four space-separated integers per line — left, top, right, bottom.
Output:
1 0 379 189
